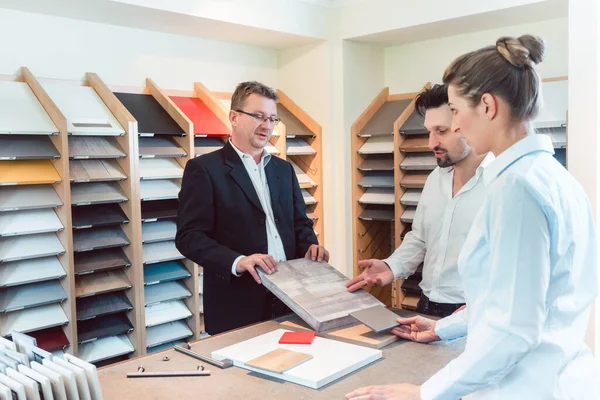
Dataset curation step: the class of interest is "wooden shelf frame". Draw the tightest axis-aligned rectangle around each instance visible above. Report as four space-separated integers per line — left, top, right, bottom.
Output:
20 67 77 354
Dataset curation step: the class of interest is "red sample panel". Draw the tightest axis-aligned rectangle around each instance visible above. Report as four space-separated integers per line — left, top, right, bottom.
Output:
29 326 70 351
278 331 316 345
170 96 231 137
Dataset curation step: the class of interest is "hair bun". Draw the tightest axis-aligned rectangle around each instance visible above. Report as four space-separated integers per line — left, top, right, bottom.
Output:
496 35 546 68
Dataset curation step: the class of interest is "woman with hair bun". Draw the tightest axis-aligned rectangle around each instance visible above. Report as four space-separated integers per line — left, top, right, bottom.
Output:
346 35 598 400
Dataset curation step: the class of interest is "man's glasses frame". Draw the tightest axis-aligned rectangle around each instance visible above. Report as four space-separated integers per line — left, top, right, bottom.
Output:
235 109 281 126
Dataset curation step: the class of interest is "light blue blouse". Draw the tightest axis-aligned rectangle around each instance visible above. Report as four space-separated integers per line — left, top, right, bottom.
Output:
422 134 599 399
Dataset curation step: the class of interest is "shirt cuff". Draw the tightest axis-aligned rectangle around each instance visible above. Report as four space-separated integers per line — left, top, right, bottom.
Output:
231 255 245 277
381 258 403 279
434 311 468 341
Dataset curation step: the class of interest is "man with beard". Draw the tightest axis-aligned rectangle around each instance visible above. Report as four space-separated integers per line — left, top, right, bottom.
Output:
176 81 329 334
347 84 494 318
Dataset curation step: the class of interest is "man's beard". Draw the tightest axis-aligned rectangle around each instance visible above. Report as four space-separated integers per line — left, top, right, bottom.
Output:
434 144 471 168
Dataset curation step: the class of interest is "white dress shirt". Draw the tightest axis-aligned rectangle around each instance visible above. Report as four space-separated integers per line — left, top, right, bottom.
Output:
422 134 599 399
229 141 287 276
384 153 495 303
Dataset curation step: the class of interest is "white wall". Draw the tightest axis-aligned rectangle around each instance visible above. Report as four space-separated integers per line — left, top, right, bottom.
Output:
385 18 568 93
0 8 278 92
568 0 600 357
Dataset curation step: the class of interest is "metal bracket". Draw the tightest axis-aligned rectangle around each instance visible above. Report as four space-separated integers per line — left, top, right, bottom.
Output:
127 365 210 378
174 344 233 369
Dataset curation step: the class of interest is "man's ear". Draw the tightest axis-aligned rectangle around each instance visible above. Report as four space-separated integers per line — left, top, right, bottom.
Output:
229 110 237 127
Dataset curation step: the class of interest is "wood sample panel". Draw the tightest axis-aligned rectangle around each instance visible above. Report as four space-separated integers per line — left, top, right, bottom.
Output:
0 160 61 185
245 348 313 374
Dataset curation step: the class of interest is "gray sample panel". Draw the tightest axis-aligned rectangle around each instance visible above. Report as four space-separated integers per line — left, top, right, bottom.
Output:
71 203 129 229
257 259 384 332
144 281 192 306
73 226 130 252
0 136 59 160
0 304 68 336
71 182 128 206
0 280 67 312
68 136 126 159
398 110 427 135
401 207 417 224
358 156 394 171
140 180 180 201
0 209 63 237
400 189 422 206
142 220 177 244
400 153 437 171
142 241 184 265
358 208 395 222
349 305 401 333
358 99 411 137
0 185 62 212
194 137 224 157
358 171 394 188
76 292 133 321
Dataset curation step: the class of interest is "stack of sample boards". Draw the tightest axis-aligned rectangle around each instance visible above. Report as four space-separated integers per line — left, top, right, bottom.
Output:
274 101 323 238
0 81 69 352
0 331 105 399
114 91 194 354
43 82 136 364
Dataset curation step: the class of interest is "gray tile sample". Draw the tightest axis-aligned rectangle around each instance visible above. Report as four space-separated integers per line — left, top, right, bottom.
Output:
358 136 394 155
146 320 192 348
71 182 127 206
400 153 437 171
77 313 133 343
358 156 394 171
113 92 184 136
286 138 316 156
358 171 394 188
349 305 401 333
398 110 427 135
0 136 59 160
76 292 133 321
0 257 66 288
400 189 422 206
257 258 384 332
143 261 190 285
0 233 65 263
0 209 63 237
74 247 131 276
139 137 186 158
142 241 184 265
144 281 191 306
358 208 395 222
142 220 177 244
358 188 394 205
73 226 130 252
0 185 62 212
0 280 67 312
358 99 411 137
68 136 126 159
71 204 129 229
401 207 417 224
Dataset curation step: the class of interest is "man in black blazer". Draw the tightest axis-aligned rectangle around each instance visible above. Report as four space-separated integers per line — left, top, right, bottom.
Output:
176 81 329 335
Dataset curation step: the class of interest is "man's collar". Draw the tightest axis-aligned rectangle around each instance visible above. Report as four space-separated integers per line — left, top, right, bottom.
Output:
229 139 271 165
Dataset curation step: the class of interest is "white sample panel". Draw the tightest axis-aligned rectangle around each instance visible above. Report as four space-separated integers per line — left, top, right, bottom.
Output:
358 188 394 205
142 241 184 265
358 136 393 155
301 189 317 205
42 84 124 136
145 320 193 348
401 207 417 223
77 335 134 364
0 257 65 288
139 159 184 180
212 329 382 389
0 81 57 135
30 361 68 400
0 303 69 336
142 220 177 244
52 357 92 400
265 144 280 155
400 189 422 206
145 300 192 327
63 354 103 400
286 138 315 155
0 209 63 237
0 233 65 263
0 185 62 212
289 159 315 187
140 180 181 201
0 374 26 400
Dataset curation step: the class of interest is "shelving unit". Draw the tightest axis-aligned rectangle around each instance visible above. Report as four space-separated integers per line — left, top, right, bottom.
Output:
351 85 430 307
114 78 201 355
0 69 75 354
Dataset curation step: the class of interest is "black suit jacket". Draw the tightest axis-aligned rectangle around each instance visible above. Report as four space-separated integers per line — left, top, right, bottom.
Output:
176 141 318 334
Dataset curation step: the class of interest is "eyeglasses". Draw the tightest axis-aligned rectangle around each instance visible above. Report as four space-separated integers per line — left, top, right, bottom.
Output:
235 109 281 126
